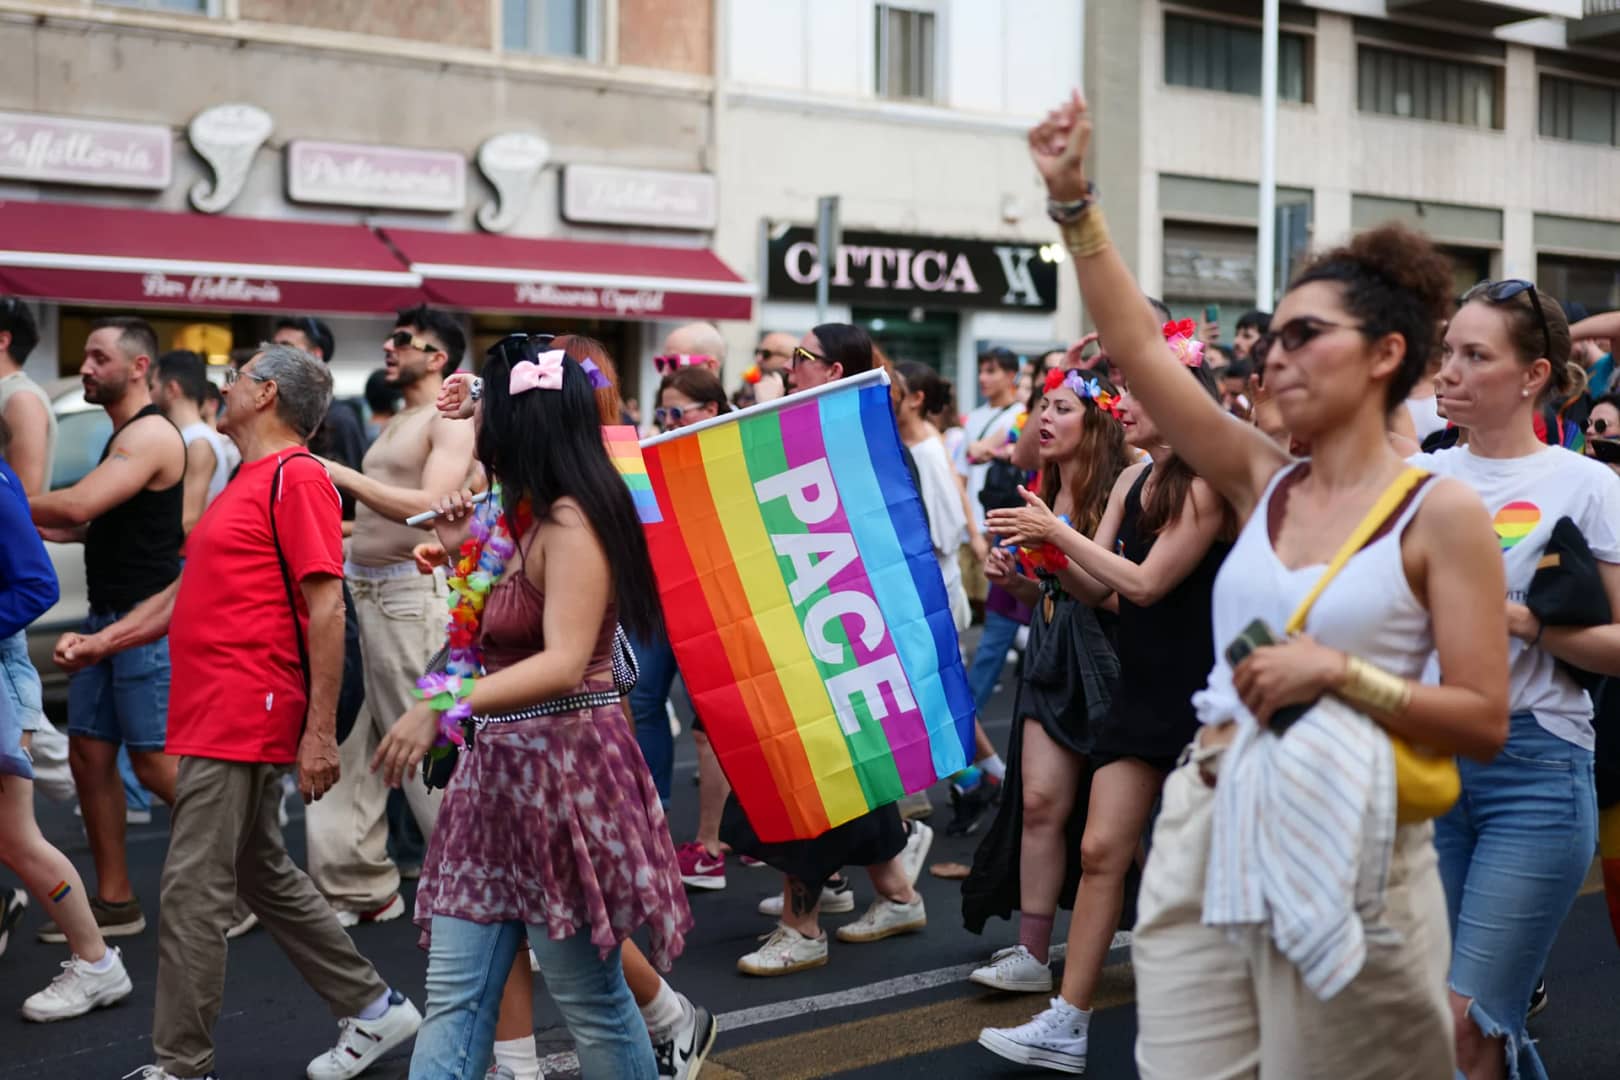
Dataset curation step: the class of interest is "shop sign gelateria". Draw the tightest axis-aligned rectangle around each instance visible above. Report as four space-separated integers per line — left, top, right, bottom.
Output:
0 110 171 190
287 139 465 212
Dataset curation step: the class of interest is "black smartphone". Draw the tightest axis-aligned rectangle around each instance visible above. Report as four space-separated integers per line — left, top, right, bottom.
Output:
1592 439 1620 466
1223 618 1312 733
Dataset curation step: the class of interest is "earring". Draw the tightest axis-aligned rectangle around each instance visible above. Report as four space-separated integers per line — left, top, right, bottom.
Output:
1522 389 1530 399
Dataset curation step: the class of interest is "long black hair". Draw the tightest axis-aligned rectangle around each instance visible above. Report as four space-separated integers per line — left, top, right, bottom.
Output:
476 341 662 641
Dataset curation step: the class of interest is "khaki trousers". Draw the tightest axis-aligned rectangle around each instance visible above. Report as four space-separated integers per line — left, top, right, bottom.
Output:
307 569 445 910
154 756 387 1077
1132 745 1456 1080
958 545 988 605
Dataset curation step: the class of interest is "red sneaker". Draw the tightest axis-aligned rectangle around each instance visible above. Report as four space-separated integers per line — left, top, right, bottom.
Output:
677 842 726 891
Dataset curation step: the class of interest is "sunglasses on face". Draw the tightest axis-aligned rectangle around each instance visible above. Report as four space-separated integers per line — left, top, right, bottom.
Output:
1474 279 1554 363
654 354 710 374
1252 317 1358 369
791 346 828 369
1591 417 1617 437
387 329 444 355
655 405 691 428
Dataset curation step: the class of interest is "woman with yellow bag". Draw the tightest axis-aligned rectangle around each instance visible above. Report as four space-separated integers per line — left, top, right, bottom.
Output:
1026 91 1511 1079
1416 283 1620 1080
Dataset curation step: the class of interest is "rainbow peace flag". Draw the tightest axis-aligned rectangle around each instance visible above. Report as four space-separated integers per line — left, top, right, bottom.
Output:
641 370 975 842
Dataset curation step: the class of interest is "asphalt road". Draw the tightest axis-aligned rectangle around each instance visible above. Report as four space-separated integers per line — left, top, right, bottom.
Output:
4 644 1618 1079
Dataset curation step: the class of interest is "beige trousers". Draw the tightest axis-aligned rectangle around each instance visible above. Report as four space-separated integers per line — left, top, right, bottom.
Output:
306 569 445 910
155 756 386 1076
1132 744 1456 1080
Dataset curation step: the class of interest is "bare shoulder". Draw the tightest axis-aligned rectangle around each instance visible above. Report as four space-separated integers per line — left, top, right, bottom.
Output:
429 409 475 445
545 496 591 532
1116 460 1151 495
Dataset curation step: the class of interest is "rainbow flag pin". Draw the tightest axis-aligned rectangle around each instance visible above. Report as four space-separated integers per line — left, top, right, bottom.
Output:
603 425 662 524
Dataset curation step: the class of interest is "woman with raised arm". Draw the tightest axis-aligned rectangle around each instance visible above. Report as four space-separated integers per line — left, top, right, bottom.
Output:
959 365 1129 992
1420 283 1620 1080
975 329 1234 1074
1026 92 1510 1078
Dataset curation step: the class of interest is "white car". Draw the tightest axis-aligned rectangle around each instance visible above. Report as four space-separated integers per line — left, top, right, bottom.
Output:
27 368 373 706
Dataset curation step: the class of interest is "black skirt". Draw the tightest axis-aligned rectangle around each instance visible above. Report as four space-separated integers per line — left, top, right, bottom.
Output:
721 797 907 888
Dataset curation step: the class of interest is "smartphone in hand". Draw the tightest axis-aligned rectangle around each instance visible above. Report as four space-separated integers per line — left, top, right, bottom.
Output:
1224 618 1313 733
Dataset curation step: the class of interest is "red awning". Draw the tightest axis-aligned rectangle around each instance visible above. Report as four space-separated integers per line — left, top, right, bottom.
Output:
0 200 421 315
380 227 754 322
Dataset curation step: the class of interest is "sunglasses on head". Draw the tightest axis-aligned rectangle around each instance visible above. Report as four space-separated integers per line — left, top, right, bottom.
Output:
654 354 710 375
487 332 556 364
1473 279 1554 363
1251 317 1359 369
387 329 443 355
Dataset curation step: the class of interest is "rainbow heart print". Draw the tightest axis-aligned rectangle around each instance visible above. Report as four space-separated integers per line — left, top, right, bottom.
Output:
1493 501 1542 551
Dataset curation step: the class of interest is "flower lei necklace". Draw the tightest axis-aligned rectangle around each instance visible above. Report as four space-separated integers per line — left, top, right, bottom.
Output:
414 482 532 755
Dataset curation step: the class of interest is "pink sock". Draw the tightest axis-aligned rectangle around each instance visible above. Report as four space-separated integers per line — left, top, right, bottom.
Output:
1018 911 1055 964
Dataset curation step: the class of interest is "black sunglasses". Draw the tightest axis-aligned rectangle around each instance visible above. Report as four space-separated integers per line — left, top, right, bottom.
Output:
1251 317 1359 369
387 329 444 355
486 332 555 366
1473 280 1553 363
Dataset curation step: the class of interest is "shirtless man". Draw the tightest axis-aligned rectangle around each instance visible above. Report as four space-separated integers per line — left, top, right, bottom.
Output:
31 316 186 939
307 305 475 925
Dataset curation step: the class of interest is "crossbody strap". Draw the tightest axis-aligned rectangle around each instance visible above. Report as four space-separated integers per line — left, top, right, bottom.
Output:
1284 466 1429 636
975 403 1018 442
268 452 316 699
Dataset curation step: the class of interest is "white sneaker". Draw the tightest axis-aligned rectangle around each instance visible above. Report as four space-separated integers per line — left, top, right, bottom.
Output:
22 948 134 1022
335 893 404 928
305 991 423 1079
834 895 926 943
0 886 27 959
970 945 1054 992
121 1068 213 1080
978 998 1090 1074
898 821 934 886
756 877 855 916
653 997 717 1080
736 924 828 976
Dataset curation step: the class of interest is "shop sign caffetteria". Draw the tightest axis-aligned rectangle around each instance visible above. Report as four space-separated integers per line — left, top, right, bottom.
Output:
0 110 172 190
766 226 1057 312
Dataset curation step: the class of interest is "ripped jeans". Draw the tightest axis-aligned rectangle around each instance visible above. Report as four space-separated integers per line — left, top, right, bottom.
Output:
1435 711 1598 1080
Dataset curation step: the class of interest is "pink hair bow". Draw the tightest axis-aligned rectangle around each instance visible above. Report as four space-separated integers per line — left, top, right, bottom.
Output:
509 349 568 395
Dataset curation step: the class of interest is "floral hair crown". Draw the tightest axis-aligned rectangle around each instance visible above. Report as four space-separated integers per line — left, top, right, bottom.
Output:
1043 367 1120 417
1163 319 1205 368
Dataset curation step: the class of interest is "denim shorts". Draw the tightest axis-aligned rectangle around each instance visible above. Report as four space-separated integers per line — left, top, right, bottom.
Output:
0 672 32 781
67 609 171 752
1435 711 1597 1080
0 629 44 734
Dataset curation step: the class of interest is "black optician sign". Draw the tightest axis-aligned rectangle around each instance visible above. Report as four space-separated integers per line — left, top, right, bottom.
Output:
766 226 1058 312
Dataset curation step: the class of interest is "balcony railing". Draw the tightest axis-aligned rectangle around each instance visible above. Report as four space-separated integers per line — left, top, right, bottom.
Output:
1387 2 1583 27
1571 0 1620 46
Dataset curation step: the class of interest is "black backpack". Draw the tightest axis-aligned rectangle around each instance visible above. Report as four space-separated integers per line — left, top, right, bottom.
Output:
974 405 1026 515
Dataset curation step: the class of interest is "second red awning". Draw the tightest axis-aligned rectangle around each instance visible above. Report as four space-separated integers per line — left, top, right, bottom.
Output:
380 227 755 322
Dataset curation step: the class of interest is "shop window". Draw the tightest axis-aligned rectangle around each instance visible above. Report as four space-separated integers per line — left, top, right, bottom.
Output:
1441 247 1494 299
1540 75 1620 148
1538 254 1620 314
1163 14 1309 103
875 4 938 103
99 0 217 12
1357 45 1499 129
504 0 600 61
856 307 957 374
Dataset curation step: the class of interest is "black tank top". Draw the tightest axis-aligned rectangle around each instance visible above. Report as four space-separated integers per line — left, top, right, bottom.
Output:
85 404 184 613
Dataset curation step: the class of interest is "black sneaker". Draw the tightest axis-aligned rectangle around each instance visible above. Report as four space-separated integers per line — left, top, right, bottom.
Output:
38 895 145 944
653 997 717 1080
1527 977 1549 1020
946 777 1001 837
1 887 27 958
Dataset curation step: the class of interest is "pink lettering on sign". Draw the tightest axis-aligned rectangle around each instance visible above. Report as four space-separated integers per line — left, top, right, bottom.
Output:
513 282 667 316
141 273 282 305
0 111 172 190
288 140 466 212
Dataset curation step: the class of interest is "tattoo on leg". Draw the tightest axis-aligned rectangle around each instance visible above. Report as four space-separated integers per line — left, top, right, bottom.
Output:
787 877 816 918
48 881 71 903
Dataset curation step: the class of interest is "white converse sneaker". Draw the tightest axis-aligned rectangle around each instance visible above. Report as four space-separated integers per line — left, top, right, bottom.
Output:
22 947 134 1022
736 924 828 976
305 991 423 1079
898 821 934 886
834 895 926 943
978 998 1090 1074
756 877 855 916
970 944 1054 993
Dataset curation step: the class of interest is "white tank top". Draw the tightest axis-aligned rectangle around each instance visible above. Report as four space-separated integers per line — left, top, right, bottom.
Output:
179 421 232 505
1405 394 1446 441
1196 462 1438 726
0 371 57 488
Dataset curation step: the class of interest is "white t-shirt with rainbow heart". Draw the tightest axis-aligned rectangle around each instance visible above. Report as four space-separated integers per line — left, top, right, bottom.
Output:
1412 444 1620 750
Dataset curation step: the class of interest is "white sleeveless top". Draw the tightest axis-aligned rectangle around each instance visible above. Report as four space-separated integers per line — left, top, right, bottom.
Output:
0 371 57 488
179 421 232 505
1197 462 1437 728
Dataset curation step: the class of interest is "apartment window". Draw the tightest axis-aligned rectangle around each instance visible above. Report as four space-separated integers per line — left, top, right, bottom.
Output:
99 0 214 11
1541 75 1620 147
1164 15 1308 102
504 0 599 60
875 4 937 103
1357 46 1499 129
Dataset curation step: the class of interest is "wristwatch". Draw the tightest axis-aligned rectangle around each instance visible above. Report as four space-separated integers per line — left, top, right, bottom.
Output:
1047 183 1099 224
468 377 484 403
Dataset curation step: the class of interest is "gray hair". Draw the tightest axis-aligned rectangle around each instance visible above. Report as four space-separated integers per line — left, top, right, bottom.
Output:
250 343 333 440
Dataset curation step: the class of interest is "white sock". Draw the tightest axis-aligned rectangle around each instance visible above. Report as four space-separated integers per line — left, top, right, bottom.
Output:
1050 997 1092 1028
639 980 686 1041
980 753 1006 782
357 988 394 1020
493 1036 542 1080
83 949 118 973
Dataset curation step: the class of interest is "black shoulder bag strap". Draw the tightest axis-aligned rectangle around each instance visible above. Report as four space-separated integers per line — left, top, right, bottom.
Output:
268 452 316 719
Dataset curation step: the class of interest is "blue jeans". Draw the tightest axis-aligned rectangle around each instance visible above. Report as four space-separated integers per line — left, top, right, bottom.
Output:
628 631 679 804
1435 711 1598 1080
410 917 652 1080
966 610 1021 717
66 609 170 751
119 745 152 813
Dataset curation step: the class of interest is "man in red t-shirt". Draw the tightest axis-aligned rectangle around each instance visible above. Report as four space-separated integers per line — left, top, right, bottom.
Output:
55 344 420 1080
